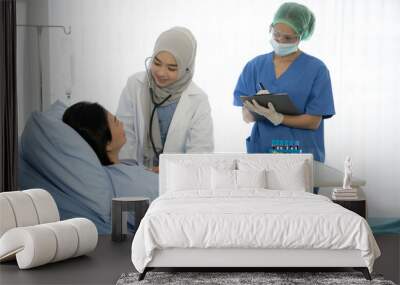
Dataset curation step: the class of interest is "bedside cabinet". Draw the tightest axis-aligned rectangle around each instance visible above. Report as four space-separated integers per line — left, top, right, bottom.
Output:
318 188 367 218
332 199 366 218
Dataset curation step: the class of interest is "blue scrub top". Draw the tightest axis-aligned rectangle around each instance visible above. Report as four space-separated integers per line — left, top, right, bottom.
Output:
233 52 335 162
157 101 178 146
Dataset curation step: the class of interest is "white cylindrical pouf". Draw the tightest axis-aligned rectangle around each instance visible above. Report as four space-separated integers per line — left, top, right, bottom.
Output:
66 218 98 257
0 196 17 237
24 189 60 223
0 226 57 269
42 221 79 262
1 192 39 227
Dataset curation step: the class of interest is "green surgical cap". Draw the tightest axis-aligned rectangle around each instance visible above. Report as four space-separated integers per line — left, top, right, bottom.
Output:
272 2 315 41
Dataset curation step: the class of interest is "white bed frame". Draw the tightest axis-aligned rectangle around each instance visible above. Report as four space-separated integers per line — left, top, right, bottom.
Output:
148 248 365 268
140 154 371 280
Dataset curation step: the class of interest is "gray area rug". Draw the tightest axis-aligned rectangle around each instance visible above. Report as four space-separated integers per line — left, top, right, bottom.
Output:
116 271 396 285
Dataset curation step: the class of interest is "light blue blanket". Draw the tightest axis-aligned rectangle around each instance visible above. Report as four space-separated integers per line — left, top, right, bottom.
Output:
19 101 158 234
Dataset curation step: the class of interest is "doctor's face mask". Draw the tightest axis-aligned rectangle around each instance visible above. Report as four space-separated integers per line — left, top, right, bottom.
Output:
150 51 179 87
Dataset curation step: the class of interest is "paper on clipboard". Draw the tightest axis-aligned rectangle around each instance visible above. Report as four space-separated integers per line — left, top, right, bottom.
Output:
240 93 301 119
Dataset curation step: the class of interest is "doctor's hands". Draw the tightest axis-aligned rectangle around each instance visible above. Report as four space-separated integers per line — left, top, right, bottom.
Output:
145 166 159 174
243 100 284 126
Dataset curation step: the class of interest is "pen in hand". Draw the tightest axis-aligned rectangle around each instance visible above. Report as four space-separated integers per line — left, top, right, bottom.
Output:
257 82 270 95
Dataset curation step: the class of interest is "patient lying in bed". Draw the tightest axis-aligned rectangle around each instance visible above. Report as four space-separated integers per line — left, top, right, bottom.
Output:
19 101 158 234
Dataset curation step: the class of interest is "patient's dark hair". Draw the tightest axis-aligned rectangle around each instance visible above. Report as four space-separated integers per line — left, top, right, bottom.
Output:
62 102 112 166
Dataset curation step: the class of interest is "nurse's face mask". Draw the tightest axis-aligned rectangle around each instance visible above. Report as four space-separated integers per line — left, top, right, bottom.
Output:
269 24 300 56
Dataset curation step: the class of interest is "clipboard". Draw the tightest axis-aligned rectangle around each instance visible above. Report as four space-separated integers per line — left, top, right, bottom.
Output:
240 93 301 120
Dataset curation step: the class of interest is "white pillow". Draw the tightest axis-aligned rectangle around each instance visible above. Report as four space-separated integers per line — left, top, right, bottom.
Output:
266 161 309 191
211 168 268 190
167 162 211 191
236 169 268 189
211 168 236 190
238 158 310 191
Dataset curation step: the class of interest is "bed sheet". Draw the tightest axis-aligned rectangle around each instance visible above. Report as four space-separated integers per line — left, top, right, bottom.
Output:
131 190 380 272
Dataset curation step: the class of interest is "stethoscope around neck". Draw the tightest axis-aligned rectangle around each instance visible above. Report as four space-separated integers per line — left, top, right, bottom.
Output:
145 57 172 160
148 87 171 160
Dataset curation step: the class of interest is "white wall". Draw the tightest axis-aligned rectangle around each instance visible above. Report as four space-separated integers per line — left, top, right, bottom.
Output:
18 0 400 217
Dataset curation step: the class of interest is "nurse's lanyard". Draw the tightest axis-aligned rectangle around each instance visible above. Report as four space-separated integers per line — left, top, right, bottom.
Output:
145 57 172 160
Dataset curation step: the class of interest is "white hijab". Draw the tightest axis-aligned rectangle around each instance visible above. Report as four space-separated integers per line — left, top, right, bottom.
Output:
144 27 197 167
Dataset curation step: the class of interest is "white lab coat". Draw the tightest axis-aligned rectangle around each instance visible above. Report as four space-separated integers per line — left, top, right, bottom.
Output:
116 71 214 164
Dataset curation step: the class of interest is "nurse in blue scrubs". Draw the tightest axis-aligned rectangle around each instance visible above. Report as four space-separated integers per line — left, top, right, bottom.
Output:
234 2 335 164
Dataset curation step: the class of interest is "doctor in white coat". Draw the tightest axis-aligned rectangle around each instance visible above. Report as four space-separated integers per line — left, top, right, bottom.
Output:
117 27 214 172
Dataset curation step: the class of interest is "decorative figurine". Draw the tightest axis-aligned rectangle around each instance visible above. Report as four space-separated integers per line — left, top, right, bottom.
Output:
342 156 352 189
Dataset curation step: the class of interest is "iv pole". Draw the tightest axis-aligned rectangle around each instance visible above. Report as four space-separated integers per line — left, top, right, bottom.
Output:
16 25 71 111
